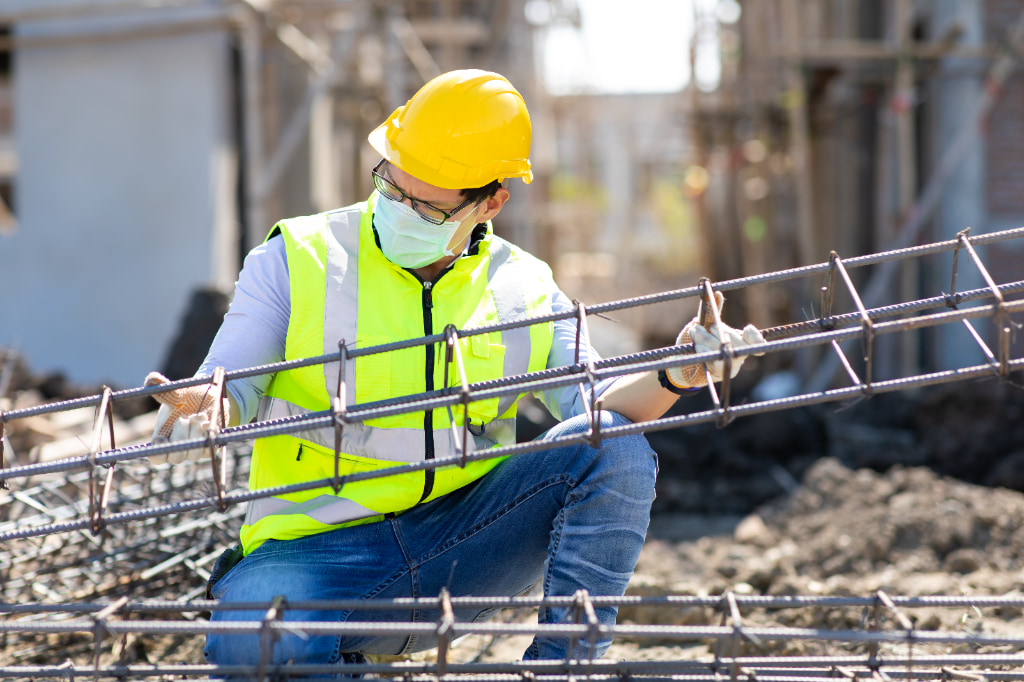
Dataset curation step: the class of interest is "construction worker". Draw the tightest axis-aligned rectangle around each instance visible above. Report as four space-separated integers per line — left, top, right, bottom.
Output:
145 69 765 669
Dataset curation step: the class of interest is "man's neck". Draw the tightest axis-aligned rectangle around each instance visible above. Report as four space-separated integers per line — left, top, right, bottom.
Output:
410 254 458 282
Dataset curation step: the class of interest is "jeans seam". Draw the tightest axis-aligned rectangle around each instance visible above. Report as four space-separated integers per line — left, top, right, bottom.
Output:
328 566 414 664
329 517 424 662
391 516 421 655
539 482 587 628
409 473 576 570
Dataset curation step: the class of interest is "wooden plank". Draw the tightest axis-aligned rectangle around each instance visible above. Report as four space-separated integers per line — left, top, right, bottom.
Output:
781 0 817 267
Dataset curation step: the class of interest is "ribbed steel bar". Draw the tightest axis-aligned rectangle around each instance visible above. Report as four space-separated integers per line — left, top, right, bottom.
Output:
2 618 1023 648
6 592 1024 616
1 641 1023 678
6 659 1024 675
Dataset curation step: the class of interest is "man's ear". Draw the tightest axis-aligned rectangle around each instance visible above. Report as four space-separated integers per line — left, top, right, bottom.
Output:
477 187 510 222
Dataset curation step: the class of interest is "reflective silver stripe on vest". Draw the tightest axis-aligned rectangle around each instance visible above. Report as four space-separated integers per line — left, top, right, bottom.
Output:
485 239 534 418
244 494 378 528
322 208 361 407
256 395 516 459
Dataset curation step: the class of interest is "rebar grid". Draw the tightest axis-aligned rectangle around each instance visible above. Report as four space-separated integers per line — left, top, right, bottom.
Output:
1 227 1023 677
0 447 248 606
3 591 1024 679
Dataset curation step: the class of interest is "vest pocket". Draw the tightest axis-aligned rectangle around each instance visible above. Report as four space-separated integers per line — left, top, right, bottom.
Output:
447 336 506 425
300 440 425 513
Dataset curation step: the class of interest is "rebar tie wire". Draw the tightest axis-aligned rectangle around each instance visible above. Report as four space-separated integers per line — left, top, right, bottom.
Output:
442 323 473 468
333 338 350 493
87 386 117 536
572 299 605 448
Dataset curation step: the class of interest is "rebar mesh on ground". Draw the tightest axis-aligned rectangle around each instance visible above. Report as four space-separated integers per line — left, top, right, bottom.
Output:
1 227 1023 676
0 447 248 611
3 592 1024 679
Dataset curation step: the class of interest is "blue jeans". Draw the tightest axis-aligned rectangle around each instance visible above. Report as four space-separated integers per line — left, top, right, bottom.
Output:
204 411 657 668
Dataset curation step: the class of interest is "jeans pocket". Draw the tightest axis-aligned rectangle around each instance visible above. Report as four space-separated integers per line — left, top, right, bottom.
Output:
206 544 245 599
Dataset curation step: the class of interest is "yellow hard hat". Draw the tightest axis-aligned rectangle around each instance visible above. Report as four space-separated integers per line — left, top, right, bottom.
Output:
368 69 532 189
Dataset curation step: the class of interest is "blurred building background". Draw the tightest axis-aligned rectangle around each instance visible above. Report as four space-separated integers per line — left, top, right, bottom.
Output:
0 0 1021 391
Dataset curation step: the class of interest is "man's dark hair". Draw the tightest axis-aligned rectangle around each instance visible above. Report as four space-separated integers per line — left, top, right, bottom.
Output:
461 180 502 204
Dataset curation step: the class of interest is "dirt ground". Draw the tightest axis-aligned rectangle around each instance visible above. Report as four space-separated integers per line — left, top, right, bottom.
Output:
460 455 1024 663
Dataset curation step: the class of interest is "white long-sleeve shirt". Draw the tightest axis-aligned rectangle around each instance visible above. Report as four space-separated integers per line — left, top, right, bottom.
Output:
199 234 617 426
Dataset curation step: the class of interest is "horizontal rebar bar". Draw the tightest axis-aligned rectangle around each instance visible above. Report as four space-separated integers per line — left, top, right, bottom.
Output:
6 593 1024 615
3 660 1024 681
2 618 1023 649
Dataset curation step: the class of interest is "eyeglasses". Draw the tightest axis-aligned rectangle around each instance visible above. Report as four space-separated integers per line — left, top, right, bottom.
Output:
372 160 478 225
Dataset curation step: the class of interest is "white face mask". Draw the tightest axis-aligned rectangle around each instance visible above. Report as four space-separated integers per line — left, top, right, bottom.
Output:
373 193 475 269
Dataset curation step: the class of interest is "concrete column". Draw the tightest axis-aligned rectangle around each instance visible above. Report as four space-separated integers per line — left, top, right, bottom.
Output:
0 4 238 387
929 0 987 371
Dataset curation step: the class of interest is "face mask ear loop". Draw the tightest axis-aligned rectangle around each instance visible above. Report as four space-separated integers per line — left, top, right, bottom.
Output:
442 202 485 258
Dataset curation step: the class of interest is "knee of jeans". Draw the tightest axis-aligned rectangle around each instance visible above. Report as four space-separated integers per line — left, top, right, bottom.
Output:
205 622 336 668
598 410 655 455
598 420 657 488
599 410 633 428
600 411 653 449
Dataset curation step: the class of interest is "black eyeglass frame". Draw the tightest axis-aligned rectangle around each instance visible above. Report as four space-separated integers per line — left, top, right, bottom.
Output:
371 160 479 225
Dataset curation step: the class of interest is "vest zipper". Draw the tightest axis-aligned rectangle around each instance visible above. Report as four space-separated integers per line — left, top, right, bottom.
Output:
419 279 436 503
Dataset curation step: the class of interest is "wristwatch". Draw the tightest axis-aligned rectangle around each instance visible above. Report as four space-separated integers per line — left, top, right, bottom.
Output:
658 369 696 395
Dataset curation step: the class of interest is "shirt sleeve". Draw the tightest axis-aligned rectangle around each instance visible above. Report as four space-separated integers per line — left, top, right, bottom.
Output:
197 236 291 424
536 289 621 421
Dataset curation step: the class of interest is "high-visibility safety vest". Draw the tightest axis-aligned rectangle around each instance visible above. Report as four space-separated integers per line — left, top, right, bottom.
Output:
239 194 556 555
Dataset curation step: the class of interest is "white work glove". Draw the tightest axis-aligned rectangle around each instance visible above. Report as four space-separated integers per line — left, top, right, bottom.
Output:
665 291 766 390
144 371 231 464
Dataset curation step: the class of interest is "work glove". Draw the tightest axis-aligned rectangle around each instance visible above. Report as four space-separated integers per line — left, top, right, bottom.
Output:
665 291 766 390
144 371 231 464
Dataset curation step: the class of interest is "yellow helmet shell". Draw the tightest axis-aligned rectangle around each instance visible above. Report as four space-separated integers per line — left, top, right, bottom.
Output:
368 69 533 189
